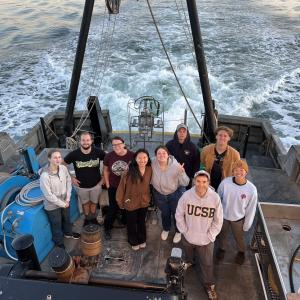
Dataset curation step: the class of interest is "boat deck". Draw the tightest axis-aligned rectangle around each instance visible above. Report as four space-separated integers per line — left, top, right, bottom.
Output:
9 134 300 299
42 204 265 300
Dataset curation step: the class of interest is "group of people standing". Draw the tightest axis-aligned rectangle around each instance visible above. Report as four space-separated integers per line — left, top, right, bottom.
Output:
39 124 258 300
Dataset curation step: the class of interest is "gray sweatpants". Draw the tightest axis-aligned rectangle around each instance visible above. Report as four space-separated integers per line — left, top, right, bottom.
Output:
219 218 246 252
182 236 215 286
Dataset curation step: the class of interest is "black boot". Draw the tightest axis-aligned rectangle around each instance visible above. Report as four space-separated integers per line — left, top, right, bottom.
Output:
235 251 245 265
216 248 226 261
83 218 90 227
104 230 112 240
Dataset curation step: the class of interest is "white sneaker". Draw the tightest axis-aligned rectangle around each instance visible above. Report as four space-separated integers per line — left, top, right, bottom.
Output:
161 230 169 241
139 242 146 249
132 245 140 251
96 212 104 225
173 232 182 243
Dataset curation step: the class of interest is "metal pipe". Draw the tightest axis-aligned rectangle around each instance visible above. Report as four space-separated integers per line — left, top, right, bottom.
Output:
289 244 300 293
184 109 187 125
242 126 250 158
40 118 49 148
186 0 216 142
64 0 95 137
25 270 57 280
25 270 166 291
12 234 41 271
89 276 166 291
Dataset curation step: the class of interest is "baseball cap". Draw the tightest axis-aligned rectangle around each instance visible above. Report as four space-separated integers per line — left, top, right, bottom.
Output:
194 170 210 180
176 123 188 131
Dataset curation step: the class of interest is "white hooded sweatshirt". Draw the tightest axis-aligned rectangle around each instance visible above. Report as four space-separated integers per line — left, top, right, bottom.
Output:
151 155 189 195
175 186 223 246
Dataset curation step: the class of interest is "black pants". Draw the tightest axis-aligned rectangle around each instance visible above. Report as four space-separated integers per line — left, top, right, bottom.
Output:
46 207 72 247
104 187 126 231
126 207 148 246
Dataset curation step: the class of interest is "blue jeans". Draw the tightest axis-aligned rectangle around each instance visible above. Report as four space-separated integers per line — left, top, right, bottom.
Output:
46 207 72 247
153 187 185 232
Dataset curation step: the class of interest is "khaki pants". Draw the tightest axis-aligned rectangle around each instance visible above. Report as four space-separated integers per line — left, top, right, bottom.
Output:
76 185 102 204
219 218 245 252
182 236 215 286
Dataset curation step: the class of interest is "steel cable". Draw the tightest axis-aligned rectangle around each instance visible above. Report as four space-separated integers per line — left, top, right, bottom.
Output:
145 0 210 143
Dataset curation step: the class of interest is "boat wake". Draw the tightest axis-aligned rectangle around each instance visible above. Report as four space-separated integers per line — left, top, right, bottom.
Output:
0 0 299 151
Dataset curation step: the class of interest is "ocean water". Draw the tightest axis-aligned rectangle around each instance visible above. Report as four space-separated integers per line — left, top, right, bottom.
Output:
0 0 299 150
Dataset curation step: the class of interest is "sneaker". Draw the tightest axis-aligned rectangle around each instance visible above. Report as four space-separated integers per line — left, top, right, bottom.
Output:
161 230 169 241
64 232 80 240
139 242 146 249
173 232 182 243
104 230 112 240
205 284 217 300
72 232 81 239
216 248 226 261
96 215 104 225
235 251 245 265
131 245 140 251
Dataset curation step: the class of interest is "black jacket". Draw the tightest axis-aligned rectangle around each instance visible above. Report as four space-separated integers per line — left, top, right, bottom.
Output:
166 129 200 179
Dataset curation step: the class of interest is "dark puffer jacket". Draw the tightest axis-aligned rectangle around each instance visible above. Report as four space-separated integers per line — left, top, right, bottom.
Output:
166 128 200 179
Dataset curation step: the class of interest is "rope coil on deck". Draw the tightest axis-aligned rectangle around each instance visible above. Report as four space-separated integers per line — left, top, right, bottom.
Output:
15 180 44 207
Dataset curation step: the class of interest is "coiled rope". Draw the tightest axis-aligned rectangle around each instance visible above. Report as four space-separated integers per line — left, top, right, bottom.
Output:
1 180 44 261
15 180 44 207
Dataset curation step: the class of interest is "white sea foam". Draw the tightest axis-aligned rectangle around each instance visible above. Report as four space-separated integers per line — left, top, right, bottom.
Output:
0 0 299 151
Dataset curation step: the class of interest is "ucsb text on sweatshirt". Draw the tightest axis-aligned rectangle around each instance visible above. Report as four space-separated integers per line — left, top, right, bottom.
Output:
175 187 223 246
217 177 258 231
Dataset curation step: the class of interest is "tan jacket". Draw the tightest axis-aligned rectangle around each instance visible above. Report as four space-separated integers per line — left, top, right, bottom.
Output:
200 144 240 179
116 166 152 211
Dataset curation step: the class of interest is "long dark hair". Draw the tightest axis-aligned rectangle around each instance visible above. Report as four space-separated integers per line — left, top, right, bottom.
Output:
128 149 151 184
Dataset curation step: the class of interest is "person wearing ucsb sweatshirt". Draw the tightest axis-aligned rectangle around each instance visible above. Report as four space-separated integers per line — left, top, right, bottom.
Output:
151 146 189 244
216 159 258 265
175 170 223 300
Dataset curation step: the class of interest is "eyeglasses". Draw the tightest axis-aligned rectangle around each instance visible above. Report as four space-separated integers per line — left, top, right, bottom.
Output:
112 142 124 147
